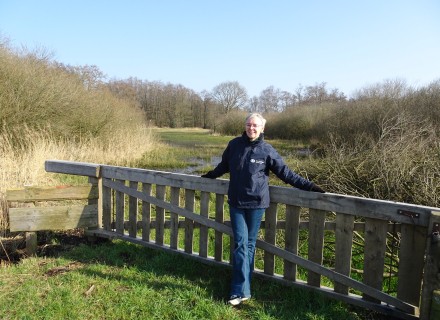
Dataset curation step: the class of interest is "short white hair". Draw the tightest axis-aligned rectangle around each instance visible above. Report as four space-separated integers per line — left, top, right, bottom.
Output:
245 113 266 127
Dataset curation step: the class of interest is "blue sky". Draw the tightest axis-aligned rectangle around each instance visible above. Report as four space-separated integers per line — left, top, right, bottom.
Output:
1 0 439 97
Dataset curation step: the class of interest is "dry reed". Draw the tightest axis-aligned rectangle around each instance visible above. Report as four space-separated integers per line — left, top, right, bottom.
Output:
0 125 157 236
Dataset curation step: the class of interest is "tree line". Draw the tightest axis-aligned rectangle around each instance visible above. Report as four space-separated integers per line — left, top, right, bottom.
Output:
39 62 440 145
103 76 348 129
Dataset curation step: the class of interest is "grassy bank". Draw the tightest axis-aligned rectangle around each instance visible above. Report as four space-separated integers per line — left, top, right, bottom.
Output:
0 237 366 320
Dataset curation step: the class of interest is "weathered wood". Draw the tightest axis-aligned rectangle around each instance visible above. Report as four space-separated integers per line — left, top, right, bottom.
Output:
215 194 224 262
397 224 426 306
155 185 166 245
260 220 400 232
45 161 435 226
102 179 232 235
25 232 37 256
284 205 300 281
308 209 326 287
420 211 440 320
128 181 138 237
363 218 388 303
199 191 210 258
270 187 433 227
184 189 195 254
264 203 277 275
141 183 152 241
115 179 125 235
101 165 229 195
6 185 98 202
255 237 415 314
169 186 179 249
45 160 101 177
99 178 111 230
334 213 355 294
9 204 98 231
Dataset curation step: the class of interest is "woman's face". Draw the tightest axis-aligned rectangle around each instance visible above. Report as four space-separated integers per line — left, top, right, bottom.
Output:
245 116 264 141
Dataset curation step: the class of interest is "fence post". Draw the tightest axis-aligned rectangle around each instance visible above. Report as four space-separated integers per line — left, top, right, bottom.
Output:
25 231 37 256
420 211 440 320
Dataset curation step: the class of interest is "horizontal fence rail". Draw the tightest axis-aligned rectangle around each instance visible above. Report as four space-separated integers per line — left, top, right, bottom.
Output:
39 160 440 319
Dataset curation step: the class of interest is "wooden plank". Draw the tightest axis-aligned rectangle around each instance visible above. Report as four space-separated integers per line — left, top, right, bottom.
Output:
25 232 37 256
308 208 326 287
45 160 101 177
263 221 399 232
420 211 440 320
264 203 277 275
169 186 180 249
396 224 426 306
100 178 112 231
6 185 98 202
128 181 138 237
101 165 229 195
255 238 416 314
103 179 232 235
45 161 435 226
199 191 210 258
9 204 98 231
284 205 300 281
141 183 152 241
115 179 125 235
215 194 224 262
363 218 388 303
334 213 355 295
155 185 166 245
270 186 433 227
184 189 195 254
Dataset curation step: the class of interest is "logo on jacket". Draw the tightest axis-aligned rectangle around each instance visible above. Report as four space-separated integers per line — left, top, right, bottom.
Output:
250 159 265 164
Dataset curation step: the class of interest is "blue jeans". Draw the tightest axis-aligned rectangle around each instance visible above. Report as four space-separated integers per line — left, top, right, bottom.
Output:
229 206 265 298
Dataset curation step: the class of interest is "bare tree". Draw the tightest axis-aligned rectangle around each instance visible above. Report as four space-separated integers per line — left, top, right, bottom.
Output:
211 81 248 113
294 83 304 105
259 86 284 113
248 96 259 112
57 63 106 90
279 90 296 111
302 82 346 105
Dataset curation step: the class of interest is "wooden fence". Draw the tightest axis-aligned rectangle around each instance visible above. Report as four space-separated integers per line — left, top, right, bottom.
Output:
6 160 440 320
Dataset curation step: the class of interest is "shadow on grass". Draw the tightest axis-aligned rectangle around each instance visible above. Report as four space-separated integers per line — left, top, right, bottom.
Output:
49 234 391 320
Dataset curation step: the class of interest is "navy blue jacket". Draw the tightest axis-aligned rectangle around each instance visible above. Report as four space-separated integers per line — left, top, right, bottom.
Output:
209 132 315 209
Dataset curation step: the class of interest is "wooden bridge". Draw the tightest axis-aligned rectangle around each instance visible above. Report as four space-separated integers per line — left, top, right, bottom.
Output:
6 160 440 320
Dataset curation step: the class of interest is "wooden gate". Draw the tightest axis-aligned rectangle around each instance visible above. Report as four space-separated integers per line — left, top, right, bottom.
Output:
7 160 440 319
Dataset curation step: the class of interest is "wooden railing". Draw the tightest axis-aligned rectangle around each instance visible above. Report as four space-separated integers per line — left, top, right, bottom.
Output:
7 160 440 319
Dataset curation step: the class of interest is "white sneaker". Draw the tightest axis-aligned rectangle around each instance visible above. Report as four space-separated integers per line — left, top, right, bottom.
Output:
228 295 242 306
228 295 250 306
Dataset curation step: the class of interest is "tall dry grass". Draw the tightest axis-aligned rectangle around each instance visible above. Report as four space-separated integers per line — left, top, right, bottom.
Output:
0 125 158 236
315 113 440 206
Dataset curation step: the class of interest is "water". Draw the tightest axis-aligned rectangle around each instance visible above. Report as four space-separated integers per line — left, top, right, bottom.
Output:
174 147 312 175
171 156 221 175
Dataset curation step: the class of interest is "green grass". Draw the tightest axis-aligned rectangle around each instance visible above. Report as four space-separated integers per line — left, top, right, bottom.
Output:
143 128 313 177
0 238 366 320
137 128 232 171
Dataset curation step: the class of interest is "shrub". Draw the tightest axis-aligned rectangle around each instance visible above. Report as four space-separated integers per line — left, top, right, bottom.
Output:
0 43 145 144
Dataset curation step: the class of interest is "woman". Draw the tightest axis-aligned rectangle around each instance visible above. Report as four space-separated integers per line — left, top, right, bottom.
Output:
202 113 324 306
